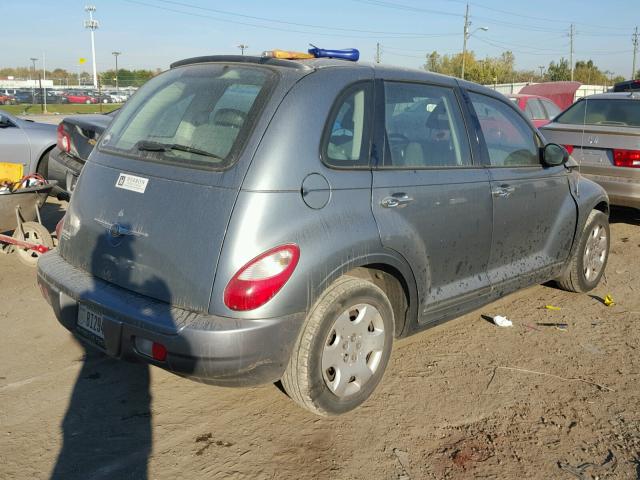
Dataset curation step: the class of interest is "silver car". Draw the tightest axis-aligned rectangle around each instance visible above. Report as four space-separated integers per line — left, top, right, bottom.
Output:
541 92 640 210
0 110 56 177
37 54 610 416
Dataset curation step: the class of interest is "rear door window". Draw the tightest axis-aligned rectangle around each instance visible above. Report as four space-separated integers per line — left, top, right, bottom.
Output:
100 64 276 169
382 82 471 168
470 92 541 167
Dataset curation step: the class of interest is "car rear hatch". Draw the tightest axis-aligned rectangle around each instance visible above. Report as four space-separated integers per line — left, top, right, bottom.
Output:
542 123 640 172
62 113 113 163
58 61 308 315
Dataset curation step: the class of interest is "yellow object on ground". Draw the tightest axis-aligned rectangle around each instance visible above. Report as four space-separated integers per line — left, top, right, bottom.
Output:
545 305 561 310
0 163 23 183
604 295 615 307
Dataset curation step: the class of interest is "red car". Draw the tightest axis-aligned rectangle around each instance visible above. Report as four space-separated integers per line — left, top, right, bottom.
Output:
63 92 99 104
0 93 16 105
507 94 561 128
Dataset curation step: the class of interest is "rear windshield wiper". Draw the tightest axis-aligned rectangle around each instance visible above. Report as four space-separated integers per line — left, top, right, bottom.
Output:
137 140 223 160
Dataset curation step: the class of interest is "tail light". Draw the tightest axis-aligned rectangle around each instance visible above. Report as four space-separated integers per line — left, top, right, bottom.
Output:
224 244 300 311
563 145 574 155
613 149 640 168
55 216 65 240
57 124 70 153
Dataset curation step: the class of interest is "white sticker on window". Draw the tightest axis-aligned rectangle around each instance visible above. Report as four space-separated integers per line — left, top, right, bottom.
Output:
115 173 148 193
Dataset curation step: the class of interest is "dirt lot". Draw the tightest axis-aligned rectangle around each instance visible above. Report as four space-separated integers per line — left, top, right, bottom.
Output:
1 201 639 480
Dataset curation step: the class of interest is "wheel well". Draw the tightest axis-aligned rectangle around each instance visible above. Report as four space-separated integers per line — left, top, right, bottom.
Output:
346 264 410 338
593 201 609 216
36 145 54 174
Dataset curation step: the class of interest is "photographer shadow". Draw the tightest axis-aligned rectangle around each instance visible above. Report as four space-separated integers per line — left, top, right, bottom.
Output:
50 227 187 480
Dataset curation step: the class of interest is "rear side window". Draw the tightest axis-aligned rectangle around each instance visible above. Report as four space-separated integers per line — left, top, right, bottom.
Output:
383 82 471 168
525 99 545 120
100 64 276 169
540 99 561 118
322 82 373 167
470 92 540 167
555 99 640 127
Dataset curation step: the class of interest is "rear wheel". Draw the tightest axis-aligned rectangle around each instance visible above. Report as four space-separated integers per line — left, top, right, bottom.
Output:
556 210 609 292
13 222 53 266
282 276 394 416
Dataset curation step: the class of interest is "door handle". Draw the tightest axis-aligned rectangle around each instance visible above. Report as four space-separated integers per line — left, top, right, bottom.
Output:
381 193 413 208
492 185 515 198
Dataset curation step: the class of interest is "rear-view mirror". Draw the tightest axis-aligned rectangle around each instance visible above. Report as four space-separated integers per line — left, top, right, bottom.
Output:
542 143 568 167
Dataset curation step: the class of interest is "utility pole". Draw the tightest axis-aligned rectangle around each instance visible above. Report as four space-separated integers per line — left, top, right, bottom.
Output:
84 5 99 89
237 44 248 56
461 3 469 80
112 51 121 92
569 23 575 82
538 65 545 79
460 2 487 80
375 42 381 64
632 26 638 79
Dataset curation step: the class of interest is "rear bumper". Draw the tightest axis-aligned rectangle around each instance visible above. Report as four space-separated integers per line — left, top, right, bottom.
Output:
37 250 304 386
582 171 640 209
48 148 84 195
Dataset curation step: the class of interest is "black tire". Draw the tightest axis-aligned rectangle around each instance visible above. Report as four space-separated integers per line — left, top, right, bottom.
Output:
13 222 54 266
281 276 394 416
556 210 610 293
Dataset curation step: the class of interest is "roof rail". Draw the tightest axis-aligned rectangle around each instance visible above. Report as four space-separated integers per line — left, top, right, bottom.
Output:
170 55 312 71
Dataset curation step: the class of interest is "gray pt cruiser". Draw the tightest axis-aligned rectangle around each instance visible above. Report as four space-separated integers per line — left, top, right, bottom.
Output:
37 55 610 415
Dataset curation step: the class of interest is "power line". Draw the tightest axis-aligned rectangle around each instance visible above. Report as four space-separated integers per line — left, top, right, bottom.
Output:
128 0 458 38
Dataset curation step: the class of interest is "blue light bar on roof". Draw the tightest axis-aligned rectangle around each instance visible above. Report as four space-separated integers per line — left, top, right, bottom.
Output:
308 46 359 61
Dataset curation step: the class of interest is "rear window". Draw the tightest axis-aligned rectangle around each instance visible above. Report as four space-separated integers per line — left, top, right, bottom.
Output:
99 64 276 169
555 98 640 127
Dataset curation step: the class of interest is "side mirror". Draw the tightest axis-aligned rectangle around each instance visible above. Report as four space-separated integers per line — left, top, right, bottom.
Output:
0 116 12 128
542 143 568 167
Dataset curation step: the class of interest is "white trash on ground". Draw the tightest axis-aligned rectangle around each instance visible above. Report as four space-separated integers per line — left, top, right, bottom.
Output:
493 315 513 327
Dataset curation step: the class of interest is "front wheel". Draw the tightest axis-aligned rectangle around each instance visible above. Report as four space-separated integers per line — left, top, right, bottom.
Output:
556 210 609 293
281 276 394 416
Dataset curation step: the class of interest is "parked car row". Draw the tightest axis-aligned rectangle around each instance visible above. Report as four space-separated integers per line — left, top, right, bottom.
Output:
0 88 132 105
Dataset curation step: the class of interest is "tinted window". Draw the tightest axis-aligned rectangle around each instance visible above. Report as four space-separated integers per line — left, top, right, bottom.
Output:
383 82 471 167
100 64 275 169
525 99 546 120
555 98 640 127
323 82 372 167
540 99 561 118
470 92 540 167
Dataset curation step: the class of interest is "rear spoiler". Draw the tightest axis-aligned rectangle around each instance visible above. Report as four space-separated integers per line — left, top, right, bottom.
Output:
170 55 312 71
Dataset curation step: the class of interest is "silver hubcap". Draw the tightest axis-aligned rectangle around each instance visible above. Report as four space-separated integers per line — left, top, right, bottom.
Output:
583 223 607 282
321 303 386 398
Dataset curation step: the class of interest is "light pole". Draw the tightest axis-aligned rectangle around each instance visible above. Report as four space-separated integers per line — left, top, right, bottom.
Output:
29 58 37 101
461 3 488 80
237 44 248 56
538 65 545 80
112 51 121 92
84 5 99 89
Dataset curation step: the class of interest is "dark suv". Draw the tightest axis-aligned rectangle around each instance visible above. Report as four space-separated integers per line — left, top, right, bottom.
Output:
37 55 609 416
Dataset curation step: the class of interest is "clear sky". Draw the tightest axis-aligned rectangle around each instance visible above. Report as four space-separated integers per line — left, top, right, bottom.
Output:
4 0 639 79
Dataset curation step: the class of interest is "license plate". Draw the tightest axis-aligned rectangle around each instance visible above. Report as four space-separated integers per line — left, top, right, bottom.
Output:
77 305 104 340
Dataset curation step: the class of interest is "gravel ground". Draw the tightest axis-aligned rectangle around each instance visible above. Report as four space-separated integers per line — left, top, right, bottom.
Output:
0 201 638 480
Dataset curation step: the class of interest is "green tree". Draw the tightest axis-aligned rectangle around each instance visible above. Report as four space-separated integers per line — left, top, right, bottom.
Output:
547 58 571 81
